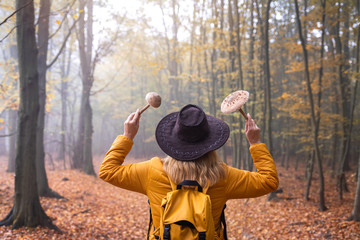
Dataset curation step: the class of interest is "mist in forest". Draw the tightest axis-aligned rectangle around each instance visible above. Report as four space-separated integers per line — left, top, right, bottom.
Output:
0 0 359 173
0 0 360 229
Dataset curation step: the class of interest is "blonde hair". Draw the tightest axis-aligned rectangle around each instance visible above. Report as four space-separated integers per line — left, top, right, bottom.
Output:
162 151 226 188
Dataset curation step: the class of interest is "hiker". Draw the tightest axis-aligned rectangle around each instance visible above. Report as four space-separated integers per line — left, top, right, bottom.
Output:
99 104 279 239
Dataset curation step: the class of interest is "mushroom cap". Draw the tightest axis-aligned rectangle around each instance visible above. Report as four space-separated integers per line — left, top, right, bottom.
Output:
145 92 161 108
221 90 249 113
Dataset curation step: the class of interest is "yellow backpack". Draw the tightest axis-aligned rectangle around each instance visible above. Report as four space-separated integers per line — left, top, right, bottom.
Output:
156 180 215 240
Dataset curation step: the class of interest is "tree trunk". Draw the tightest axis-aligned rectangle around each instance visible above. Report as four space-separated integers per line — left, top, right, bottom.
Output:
249 0 256 119
316 0 325 133
264 0 273 154
255 0 267 146
294 0 327 211
170 0 179 103
83 91 94 174
332 1 351 199
228 0 240 168
227 0 234 87
189 0 197 77
73 0 95 175
36 0 63 198
36 0 50 197
0 0 59 230
326 16 343 175
6 44 18 173
201 10 211 114
260 0 276 199
234 0 247 169
247 0 256 171
304 0 326 201
6 109 17 172
295 156 299 171
329 122 338 170
73 102 85 169
231 116 238 168
158 0 175 106
285 137 290 170
58 45 71 163
337 0 353 198
348 154 360 221
305 151 315 201
219 0 225 93
347 0 360 222
210 0 218 117
218 0 228 164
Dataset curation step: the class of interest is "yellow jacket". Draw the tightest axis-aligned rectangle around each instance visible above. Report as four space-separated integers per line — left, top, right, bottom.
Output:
99 135 279 239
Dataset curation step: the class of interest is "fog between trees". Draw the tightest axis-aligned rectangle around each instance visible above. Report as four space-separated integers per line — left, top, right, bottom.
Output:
0 0 360 227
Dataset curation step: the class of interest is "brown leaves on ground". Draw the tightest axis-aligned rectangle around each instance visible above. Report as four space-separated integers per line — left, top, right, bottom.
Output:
0 156 359 239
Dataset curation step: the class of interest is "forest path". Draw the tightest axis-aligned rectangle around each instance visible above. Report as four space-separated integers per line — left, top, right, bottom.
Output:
0 156 359 239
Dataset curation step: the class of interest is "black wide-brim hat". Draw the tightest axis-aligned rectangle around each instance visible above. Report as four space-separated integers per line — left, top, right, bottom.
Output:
155 104 230 161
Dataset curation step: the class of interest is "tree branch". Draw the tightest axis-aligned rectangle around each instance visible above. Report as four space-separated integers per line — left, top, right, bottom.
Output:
48 0 77 40
90 40 135 96
0 0 34 26
47 17 80 69
0 132 17 138
0 25 17 43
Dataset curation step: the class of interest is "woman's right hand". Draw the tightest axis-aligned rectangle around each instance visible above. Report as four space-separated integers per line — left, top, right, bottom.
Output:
123 109 141 140
245 113 261 145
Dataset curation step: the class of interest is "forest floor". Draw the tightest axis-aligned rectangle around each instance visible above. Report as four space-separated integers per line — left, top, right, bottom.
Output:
0 156 359 240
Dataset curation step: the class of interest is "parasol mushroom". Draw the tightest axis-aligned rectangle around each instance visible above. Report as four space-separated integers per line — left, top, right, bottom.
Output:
140 92 162 114
221 90 249 120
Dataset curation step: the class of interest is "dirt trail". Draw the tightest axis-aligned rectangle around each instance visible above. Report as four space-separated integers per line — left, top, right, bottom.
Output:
0 157 359 239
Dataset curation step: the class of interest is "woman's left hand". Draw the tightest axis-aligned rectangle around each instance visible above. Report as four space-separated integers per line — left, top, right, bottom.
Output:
123 109 141 140
245 113 261 145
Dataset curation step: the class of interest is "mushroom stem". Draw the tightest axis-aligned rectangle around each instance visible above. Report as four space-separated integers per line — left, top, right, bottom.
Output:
140 104 150 114
239 108 248 120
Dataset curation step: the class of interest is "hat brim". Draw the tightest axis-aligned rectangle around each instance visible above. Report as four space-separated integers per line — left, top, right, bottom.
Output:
155 112 230 161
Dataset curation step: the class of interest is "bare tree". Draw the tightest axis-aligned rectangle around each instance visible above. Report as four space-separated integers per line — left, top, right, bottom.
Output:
36 0 78 196
254 0 267 145
304 0 326 202
294 0 327 211
210 0 218 117
36 0 63 198
336 0 353 200
347 0 360 222
349 153 360 221
264 0 273 154
57 37 73 165
0 0 59 230
5 44 18 173
6 108 17 172
73 0 96 175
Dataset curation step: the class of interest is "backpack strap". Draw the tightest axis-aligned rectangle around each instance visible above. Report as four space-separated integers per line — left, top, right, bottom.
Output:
199 232 206 240
221 204 228 240
147 199 152 240
171 176 210 194
163 224 206 240
163 224 171 240
177 180 203 192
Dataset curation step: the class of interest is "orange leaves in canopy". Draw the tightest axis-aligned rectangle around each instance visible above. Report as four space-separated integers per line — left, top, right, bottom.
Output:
0 118 4 131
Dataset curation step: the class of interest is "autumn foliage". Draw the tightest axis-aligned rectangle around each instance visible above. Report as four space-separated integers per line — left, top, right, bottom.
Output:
0 156 359 239
0 0 360 237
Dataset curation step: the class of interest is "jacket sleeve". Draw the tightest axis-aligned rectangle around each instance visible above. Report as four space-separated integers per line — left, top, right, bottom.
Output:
225 143 279 199
99 135 150 195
